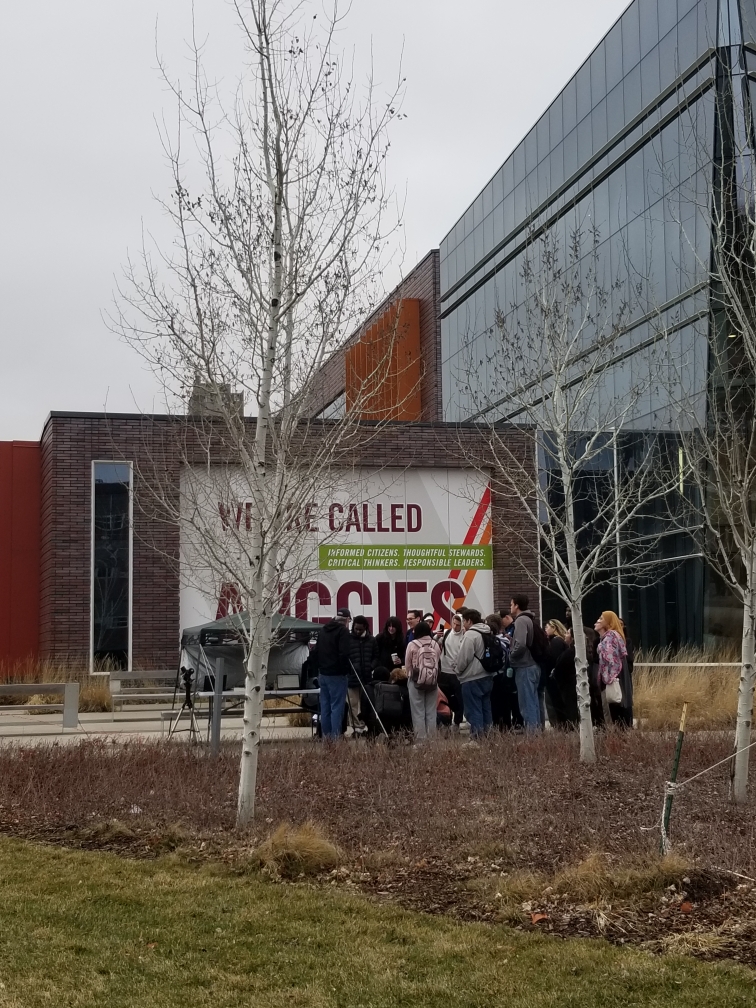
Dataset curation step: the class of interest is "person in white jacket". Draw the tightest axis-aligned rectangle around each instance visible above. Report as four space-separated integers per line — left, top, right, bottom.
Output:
455 609 494 737
438 612 464 727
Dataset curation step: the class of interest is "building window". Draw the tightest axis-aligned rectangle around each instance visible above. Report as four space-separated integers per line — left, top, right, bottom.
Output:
91 462 132 670
316 392 346 420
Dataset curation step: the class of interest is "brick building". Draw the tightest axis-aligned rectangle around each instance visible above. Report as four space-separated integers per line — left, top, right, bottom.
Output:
0 411 538 670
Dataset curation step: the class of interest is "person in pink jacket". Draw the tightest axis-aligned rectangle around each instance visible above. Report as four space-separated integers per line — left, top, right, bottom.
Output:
594 610 630 724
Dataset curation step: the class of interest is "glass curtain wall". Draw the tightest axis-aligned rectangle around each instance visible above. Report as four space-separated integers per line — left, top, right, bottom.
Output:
438 0 756 648
92 462 132 670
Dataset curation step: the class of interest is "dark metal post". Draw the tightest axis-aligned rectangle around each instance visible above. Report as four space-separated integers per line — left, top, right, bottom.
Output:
661 701 689 854
210 657 225 756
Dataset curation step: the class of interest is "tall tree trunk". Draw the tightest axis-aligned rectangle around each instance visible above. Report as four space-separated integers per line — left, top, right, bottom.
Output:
571 603 595 763
560 452 595 763
236 20 284 827
731 554 756 803
237 599 271 826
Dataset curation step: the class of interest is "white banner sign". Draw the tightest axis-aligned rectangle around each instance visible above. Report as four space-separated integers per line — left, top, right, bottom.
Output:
180 467 493 633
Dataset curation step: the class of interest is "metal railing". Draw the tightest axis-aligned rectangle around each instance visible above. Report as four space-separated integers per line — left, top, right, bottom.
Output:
0 682 79 729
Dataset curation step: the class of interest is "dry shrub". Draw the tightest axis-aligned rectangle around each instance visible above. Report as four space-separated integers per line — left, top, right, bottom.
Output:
646 927 738 958
0 657 113 713
0 655 87 686
251 821 341 878
0 732 754 881
550 851 691 901
286 712 312 728
75 819 138 844
486 852 692 910
78 684 113 713
634 645 740 730
24 693 64 714
262 694 311 727
260 695 308 727
265 696 299 709
72 818 190 853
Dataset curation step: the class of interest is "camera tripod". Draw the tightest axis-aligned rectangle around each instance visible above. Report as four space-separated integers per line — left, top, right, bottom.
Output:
168 667 202 743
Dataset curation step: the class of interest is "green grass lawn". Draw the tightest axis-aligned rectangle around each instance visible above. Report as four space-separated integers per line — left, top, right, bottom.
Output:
0 837 753 1007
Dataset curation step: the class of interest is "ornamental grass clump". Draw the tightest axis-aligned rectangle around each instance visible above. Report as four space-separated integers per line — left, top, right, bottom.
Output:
633 645 739 731
251 821 341 878
0 656 112 711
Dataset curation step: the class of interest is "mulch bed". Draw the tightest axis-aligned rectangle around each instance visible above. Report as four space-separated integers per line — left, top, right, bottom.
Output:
1 731 755 964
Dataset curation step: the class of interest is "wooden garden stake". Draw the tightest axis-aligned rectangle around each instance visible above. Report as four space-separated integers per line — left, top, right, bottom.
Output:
660 701 689 854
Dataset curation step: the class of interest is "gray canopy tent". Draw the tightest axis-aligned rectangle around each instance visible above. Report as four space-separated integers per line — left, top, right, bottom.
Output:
180 612 322 691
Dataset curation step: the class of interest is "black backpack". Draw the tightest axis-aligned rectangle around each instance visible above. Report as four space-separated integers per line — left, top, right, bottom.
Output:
530 622 551 666
467 628 505 674
373 682 405 718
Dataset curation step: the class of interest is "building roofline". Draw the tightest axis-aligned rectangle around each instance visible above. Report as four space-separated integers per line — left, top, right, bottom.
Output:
43 410 504 431
46 411 176 420
438 0 636 250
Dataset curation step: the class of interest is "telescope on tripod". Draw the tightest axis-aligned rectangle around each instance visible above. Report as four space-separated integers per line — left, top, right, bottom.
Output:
167 666 202 742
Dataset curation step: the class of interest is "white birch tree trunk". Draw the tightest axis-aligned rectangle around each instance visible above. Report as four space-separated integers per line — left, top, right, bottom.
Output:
236 34 283 825
238 606 270 826
561 449 596 764
570 603 595 763
731 552 756 803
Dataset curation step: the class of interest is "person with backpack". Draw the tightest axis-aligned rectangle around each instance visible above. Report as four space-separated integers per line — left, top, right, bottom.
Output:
509 594 543 731
404 620 441 741
438 612 465 728
456 608 502 738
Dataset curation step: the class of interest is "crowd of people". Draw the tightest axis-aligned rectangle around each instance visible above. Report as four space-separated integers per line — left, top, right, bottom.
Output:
308 595 634 742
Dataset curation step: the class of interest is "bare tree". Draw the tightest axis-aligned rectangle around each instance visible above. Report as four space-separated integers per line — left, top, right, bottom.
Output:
113 0 404 825
661 73 756 802
454 229 678 763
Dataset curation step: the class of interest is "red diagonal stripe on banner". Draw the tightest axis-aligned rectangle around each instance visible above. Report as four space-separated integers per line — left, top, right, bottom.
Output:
449 484 491 579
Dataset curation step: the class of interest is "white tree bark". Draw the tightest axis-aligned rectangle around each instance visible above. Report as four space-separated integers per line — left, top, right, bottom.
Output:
731 552 756 803
561 449 595 763
571 605 595 764
236 32 283 824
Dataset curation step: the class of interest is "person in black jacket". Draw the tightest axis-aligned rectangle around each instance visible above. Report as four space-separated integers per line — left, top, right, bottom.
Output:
550 626 579 727
311 608 351 738
543 619 569 725
346 615 377 735
371 616 411 734
373 617 406 678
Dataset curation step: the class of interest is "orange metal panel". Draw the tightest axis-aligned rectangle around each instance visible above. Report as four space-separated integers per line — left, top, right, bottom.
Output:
0 442 41 663
345 299 422 420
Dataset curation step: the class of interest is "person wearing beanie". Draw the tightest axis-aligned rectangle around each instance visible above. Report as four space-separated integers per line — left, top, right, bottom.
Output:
312 608 352 739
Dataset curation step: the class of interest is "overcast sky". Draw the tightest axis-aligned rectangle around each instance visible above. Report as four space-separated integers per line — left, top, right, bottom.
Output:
0 0 630 440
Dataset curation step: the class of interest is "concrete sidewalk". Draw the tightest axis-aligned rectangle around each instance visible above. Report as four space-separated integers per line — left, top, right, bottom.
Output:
0 704 313 745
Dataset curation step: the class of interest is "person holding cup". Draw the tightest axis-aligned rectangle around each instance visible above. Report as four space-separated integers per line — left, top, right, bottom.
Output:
373 616 406 679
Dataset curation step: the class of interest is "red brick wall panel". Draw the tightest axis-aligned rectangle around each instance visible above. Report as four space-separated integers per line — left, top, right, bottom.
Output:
0 442 41 662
